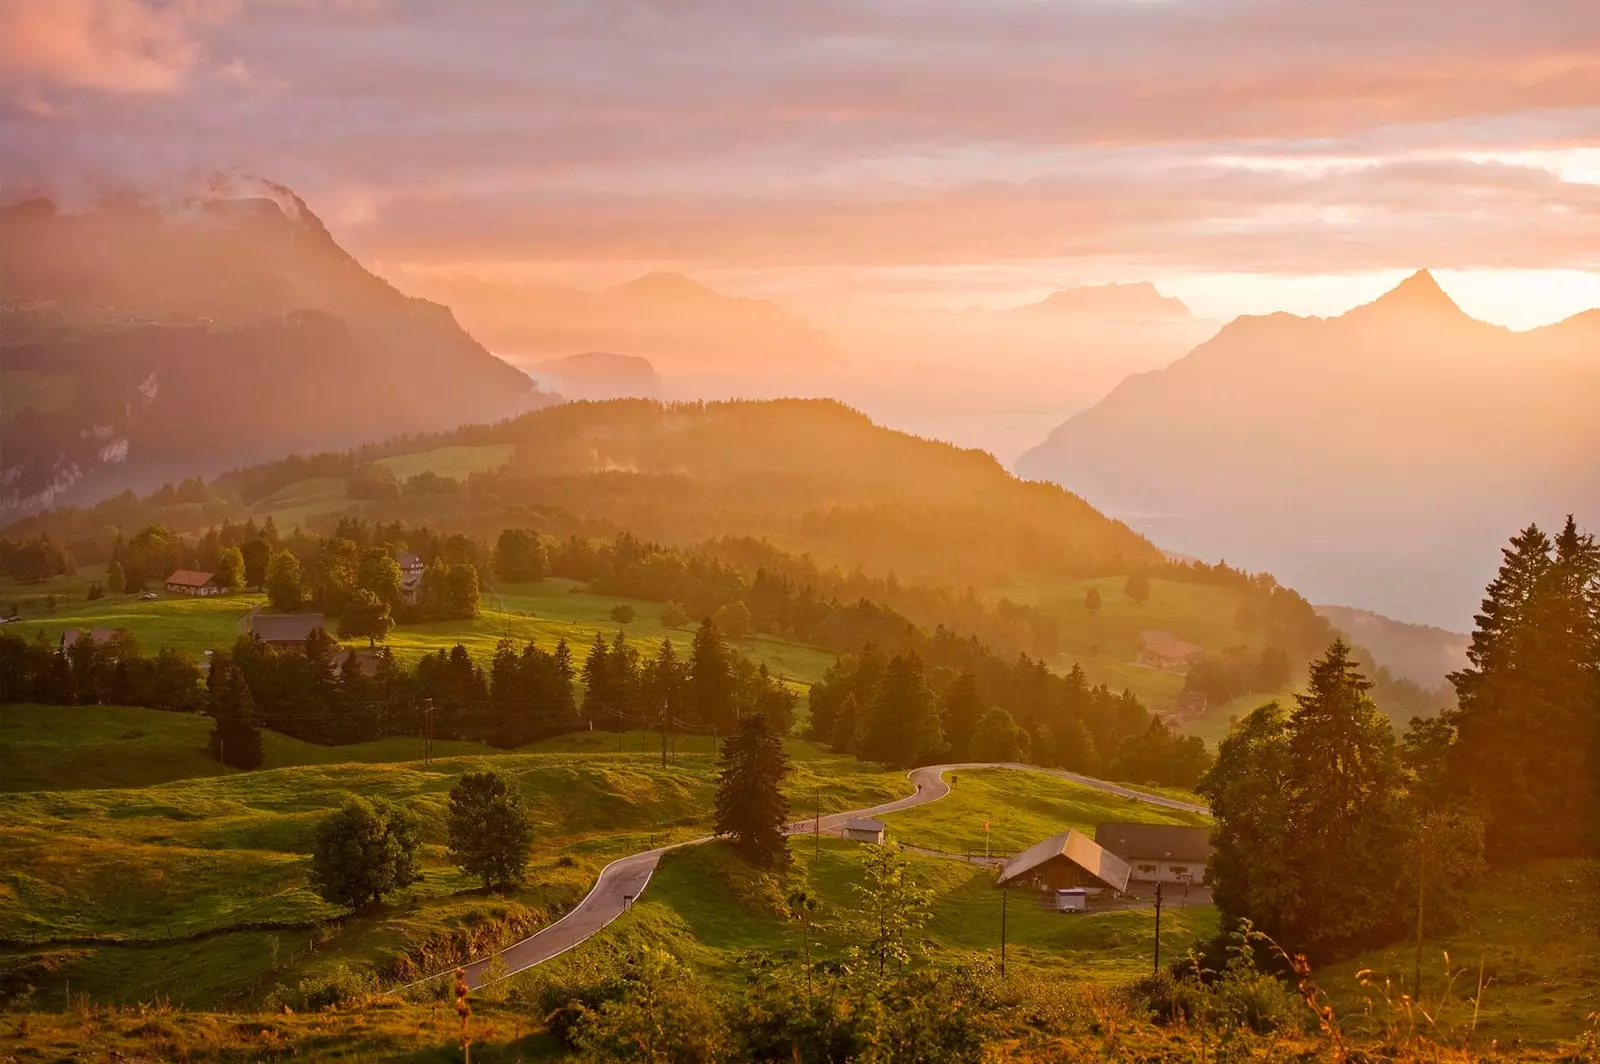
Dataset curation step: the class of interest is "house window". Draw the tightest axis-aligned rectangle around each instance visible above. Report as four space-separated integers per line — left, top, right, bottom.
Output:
1138 864 1157 874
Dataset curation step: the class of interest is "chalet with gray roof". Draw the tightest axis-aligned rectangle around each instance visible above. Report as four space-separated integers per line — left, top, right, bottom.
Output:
1095 822 1212 884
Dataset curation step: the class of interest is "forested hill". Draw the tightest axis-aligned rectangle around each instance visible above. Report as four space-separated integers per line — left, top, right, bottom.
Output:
8 398 1158 593
0 187 546 518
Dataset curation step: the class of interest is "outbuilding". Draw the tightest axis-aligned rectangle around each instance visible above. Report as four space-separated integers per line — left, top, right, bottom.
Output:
1094 822 1212 884
996 829 1131 894
246 608 329 648
842 818 887 844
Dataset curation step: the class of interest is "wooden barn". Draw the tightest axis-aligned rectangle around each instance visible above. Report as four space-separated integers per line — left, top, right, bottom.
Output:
996 829 1131 894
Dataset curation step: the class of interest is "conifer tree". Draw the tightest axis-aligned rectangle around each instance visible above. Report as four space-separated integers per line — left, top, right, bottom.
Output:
939 671 982 762
859 652 942 768
1447 519 1599 859
713 712 792 868
207 653 263 770
690 617 735 731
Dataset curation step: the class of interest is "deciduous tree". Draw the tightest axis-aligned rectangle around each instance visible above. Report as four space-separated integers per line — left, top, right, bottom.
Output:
447 770 535 891
310 797 421 911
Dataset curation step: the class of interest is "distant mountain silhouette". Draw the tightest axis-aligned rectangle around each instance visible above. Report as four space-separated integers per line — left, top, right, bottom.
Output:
528 352 662 400
1015 271 1600 626
396 270 842 375
0 185 545 515
1015 282 1193 320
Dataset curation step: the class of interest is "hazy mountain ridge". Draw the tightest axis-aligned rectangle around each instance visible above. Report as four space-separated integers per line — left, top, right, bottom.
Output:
1015 271 1600 627
0 186 546 516
392 269 843 377
526 352 662 401
1315 604 1470 690
1015 281 1193 320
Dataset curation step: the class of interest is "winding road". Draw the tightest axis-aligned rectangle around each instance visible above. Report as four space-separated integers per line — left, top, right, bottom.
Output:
407 762 1209 992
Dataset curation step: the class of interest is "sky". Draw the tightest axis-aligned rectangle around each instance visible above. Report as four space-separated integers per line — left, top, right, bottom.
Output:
3 0 1599 327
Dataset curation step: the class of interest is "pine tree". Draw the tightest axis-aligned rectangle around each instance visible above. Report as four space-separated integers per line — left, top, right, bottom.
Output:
690 618 735 731
713 712 792 868
207 653 263 770
1447 520 1599 859
1284 640 1407 957
859 653 942 768
939 671 982 762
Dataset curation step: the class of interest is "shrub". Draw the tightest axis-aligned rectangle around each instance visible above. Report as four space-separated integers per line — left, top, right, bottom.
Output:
609 603 636 625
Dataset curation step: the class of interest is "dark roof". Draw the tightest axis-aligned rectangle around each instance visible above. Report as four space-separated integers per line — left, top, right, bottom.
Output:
1137 629 1204 660
845 819 886 832
61 627 118 648
332 647 383 676
395 552 422 569
1095 822 1212 864
997 830 1130 892
165 569 216 588
250 612 327 644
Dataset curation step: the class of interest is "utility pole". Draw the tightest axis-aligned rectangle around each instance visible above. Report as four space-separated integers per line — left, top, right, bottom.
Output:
422 698 434 765
219 738 224 773
1153 881 1164 974
812 784 825 857
1414 828 1428 997
660 703 668 769
1000 885 1009 979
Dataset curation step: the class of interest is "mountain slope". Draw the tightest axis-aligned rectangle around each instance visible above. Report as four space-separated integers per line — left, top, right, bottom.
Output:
526 352 662 400
1015 282 1193 320
393 270 843 376
0 186 544 515
1015 271 1600 626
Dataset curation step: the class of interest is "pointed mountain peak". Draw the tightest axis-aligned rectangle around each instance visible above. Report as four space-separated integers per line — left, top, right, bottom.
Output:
1354 269 1465 318
614 270 720 302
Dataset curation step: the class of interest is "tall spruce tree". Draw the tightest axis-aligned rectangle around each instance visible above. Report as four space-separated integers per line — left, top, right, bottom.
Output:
714 712 792 867
690 618 735 731
858 652 943 768
939 671 982 762
207 652 263 770
1447 519 1600 859
1283 640 1407 957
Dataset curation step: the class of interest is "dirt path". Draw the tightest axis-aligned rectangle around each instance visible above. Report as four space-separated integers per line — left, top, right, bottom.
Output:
407 761 1207 991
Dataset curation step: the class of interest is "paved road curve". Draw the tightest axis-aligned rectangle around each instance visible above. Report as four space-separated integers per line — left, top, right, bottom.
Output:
407 761 1208 991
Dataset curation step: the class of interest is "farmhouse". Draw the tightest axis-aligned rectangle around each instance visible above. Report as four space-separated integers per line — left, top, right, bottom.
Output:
247 610 329 647
1094 823 1212 884
996 829 1130 894
397 551 425 603
1136 629 1204 671
165 569 222 596
842 818 886 843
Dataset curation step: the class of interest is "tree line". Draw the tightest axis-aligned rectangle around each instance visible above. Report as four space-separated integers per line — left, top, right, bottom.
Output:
1199 517 1598 964
808 641 1210 788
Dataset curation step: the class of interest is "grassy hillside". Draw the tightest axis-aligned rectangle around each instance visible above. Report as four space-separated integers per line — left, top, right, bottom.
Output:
559 836 1218 991
0 741 904 1007
877 767 1208 857
1321 859 1600 1044
3 574 837 688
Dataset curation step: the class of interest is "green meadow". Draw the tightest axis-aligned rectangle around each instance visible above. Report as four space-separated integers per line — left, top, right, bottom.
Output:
877 767 1209 856
3 575 838 691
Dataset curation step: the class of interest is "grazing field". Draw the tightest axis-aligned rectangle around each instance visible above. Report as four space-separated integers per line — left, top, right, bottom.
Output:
1322 858 1600 1044
557 835 1219 991
374 444 515 480
0 741 905 1008
3 576 838 690
0 703 810 794
878 767 1208 856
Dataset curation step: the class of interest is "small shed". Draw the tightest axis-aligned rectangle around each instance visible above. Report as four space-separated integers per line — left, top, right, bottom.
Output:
996 829 1131 894
1054 888 1088 912
165 570 221 596
843 818 887 844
